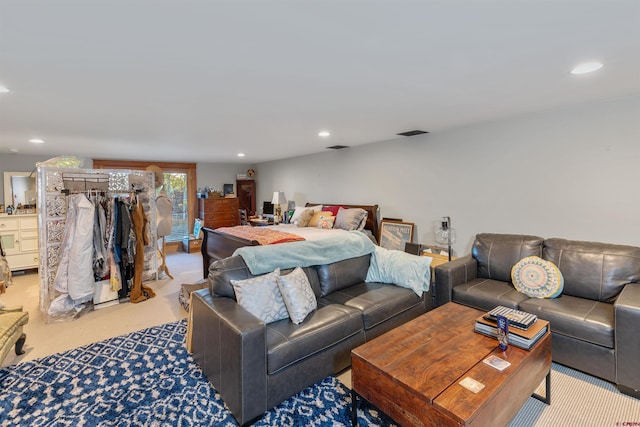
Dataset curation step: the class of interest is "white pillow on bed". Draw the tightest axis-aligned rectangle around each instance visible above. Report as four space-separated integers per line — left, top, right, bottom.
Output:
291 205 322 223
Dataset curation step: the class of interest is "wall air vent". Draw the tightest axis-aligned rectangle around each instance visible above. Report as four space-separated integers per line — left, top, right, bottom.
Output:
326 145 349 150
396 130 429 137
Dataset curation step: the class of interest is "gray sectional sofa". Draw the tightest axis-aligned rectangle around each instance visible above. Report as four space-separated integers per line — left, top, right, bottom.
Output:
191 253 434 426
434 233 640 398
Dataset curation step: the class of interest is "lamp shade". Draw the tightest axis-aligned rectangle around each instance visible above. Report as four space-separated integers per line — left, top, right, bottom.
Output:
272 191 287 205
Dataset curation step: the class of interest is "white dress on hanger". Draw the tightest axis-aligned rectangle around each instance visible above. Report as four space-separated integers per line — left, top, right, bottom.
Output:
50 194 96 314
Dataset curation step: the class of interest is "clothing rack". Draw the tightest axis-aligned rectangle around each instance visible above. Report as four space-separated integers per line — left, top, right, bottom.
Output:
37 167 158 323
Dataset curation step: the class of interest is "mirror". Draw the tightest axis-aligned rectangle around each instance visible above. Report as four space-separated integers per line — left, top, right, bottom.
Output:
3 171 37 210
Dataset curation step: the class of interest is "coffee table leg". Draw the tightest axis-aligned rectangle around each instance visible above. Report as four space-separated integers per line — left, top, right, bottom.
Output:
532 370 551 405
351 389 358 426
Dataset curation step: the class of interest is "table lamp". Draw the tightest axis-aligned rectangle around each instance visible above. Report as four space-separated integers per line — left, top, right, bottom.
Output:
271 191 287 224
435 216 456 261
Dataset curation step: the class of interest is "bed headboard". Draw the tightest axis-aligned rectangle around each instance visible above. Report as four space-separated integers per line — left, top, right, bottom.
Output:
305 203 380 242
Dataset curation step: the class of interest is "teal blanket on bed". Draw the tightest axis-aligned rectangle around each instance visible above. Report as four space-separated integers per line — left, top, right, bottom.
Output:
233 231 376 275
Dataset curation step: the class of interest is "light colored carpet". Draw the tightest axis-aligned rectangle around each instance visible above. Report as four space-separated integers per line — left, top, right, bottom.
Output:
0 250 200 367
2 251 639 426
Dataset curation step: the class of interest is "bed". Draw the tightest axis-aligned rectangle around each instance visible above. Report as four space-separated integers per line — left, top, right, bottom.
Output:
199 203 380 277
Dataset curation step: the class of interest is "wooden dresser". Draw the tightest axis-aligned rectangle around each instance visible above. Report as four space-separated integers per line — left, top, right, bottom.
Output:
198 197 240 229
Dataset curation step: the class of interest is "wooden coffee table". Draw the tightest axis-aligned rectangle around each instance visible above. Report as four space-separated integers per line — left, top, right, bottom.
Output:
351 303 551 427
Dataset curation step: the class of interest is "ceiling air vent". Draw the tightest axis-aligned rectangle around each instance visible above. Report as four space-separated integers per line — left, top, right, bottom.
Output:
326 145 349 150
396 130 429 137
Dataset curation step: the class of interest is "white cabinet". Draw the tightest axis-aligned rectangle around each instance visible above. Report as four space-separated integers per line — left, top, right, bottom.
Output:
0 214 39 271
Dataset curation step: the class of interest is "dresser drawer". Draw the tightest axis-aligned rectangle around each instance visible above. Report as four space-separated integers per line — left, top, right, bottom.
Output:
0 218 19 231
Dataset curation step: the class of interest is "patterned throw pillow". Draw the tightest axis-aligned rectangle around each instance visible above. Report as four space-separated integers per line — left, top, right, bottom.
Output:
296 209 315 227
511 256 564 298
276 267 317 324
317 215 336 229
308 211 334 228
231 269 289 323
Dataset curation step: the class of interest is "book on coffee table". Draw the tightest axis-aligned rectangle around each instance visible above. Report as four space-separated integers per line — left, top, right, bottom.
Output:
484 306 538 330
475 315 549 350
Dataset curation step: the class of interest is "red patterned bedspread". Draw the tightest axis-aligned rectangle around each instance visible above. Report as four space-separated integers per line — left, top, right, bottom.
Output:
215 226 305 245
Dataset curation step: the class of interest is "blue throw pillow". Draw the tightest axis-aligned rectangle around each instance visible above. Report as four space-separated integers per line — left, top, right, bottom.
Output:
365 246 432 296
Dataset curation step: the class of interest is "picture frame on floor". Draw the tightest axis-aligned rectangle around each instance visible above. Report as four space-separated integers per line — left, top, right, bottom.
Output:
379 220 414 251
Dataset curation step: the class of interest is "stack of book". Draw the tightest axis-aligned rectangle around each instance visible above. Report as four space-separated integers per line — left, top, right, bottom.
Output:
475 307 549 350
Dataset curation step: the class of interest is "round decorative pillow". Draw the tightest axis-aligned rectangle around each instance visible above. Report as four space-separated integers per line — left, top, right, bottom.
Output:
511 256 564 298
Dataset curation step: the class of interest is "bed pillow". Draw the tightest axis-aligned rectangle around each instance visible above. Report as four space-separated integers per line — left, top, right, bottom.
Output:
230 269 289 323
365 246 432 297
318 215 336 229
276 267 317 324
308 211 334 227
322 205 346 216
290 205 322 223
335 207 368 232
296 209 315 227
511 256 564 298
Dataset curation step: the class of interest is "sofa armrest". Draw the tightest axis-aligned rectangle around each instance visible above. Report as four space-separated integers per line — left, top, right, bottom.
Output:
191 289 267 425
433 256 478 307
615 283 640 395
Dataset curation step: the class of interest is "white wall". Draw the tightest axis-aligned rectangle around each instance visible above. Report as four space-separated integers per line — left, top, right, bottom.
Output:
0 154 72 206
256 95 640 255
196 162 255 195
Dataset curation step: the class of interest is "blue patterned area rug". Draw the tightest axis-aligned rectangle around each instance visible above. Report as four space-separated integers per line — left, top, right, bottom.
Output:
0 319 395 426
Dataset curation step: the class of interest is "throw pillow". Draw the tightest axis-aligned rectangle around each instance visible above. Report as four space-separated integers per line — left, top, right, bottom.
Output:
276 267 317 324
318 215 336 229
335 207 367 232
290 205 322 223
322 205 346 216
308 211 334 228
296 209 315 227
365 246 432 297
231 269 289 323
511 256 564 298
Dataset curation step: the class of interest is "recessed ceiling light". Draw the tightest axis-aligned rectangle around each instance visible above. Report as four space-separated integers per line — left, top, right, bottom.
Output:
318 131 331 137
0 86 10 93
9 148 19 153
237 153 245 157
570 62 603 75
29 138 45 144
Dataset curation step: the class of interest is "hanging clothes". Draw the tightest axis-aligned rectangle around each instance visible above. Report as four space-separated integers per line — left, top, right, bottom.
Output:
115 198 134 299
92 194 109 279
129 199 156 303
50 194 96 314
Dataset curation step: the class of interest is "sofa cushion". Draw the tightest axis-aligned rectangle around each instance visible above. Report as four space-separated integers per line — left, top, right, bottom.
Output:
323 282 423 330
231 269 290 324
452 278 530 312
277 267 317 324
265 304 363 374
520 295 614 348
511 256 564 298
543 238 640 303
473 234 544 282
316 255 370 297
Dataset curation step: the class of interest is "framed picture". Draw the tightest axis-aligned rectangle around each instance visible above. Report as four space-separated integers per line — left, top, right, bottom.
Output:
379 220 415 251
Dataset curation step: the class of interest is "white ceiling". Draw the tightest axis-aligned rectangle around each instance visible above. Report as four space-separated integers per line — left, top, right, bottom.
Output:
1 0 639 164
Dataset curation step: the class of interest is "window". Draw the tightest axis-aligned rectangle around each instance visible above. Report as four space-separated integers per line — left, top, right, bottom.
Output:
92 160 196 243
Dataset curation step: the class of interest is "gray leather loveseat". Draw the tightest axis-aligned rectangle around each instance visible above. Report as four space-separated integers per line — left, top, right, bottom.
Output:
434 233 640 398
191 253 434 425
